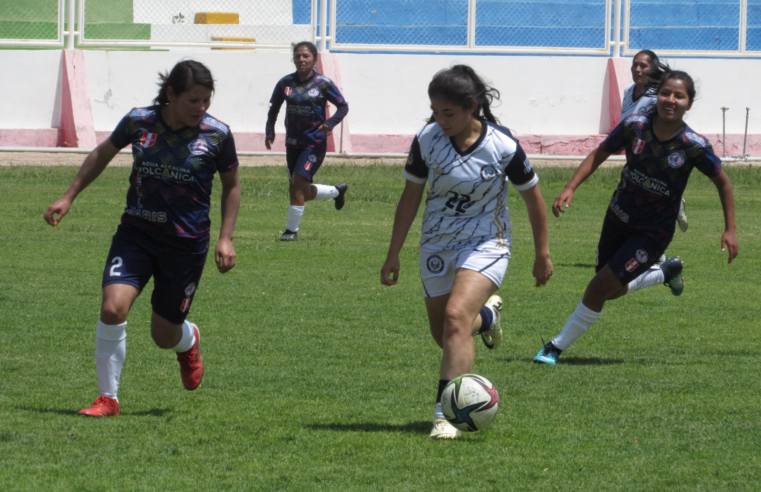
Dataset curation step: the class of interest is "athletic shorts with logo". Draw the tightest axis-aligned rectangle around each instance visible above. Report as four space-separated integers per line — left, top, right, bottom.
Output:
102 223 208 324
595 214 668 284
286 144 327 182
419 239 511 298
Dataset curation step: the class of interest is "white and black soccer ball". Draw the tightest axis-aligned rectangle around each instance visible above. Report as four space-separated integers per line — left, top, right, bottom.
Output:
441 374 499 432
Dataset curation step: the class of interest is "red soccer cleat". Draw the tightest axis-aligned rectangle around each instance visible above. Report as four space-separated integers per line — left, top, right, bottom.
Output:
176 323 204 390
79 396 120 417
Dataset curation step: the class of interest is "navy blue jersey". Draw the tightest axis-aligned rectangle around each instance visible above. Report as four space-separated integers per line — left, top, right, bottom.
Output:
109 106 239 243
600 113 721 239
265 71 349 148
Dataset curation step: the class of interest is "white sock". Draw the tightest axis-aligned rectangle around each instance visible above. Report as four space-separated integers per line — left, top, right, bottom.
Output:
171 320 196 353
313 184 338 200
551 302 601 351
95 319 127 401
434 402 445 420
286 205 304 232
627 266 665 293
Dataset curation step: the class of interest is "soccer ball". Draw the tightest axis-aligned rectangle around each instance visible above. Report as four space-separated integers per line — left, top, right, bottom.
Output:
441 374 499 432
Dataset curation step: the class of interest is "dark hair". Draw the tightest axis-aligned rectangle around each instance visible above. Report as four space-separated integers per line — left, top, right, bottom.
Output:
293 41 318 60
656 69 697 104
633 50 669 96
427 65 500 124
154 60 214 105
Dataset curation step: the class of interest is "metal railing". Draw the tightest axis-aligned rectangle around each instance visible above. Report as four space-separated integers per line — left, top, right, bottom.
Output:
1 0 760 56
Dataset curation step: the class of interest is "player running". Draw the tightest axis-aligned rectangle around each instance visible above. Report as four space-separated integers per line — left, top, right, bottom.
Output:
44 60 240 416
381 65 553 439
534 69 738 365
265 41 349 241
621 49 689 233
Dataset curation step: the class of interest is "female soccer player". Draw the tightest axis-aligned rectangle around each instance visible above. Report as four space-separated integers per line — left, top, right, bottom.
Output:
381 65 553 439
534 69 738 365
265 41 349 241
44 60 240 416
620 50 689 232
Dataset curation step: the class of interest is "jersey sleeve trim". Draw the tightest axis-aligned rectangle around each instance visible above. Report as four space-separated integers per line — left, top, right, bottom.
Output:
402 169 427 184
511 174 539 191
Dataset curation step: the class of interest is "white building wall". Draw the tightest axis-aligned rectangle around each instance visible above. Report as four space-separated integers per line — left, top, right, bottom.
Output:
3 50 761 138
0 51 62 130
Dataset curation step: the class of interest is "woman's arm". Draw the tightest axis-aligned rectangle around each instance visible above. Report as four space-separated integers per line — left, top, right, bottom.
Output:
215 168 241 273
552 146 611 217
44 139 120 226
380 180 426 286
519 184 553 286
709 170 738 263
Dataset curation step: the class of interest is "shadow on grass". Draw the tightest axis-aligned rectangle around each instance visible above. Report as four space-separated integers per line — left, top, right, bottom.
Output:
306 421 431 434
555 263 596 269
125 408 173 417
508 357 624 365
17 406 172 417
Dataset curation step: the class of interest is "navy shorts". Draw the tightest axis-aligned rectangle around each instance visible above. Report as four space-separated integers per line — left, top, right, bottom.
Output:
595 216 669 284
102 224 208 324
286 145 326 182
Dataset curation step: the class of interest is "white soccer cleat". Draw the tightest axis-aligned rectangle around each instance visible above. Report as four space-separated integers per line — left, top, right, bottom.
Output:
480 295 503 349
429 418 462 439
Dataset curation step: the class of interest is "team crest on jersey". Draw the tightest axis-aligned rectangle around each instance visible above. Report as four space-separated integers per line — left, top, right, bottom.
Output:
635 250 649 263
140 132 157 148
632 138 646 154
426 255 445 274
184 282 197 297
625 258 639 273
626 115 648 124
308 88 320 97
304 162 313 171
685 132 706 147
480 165 497 180
667 152 685 169
285 87 293 96
188 139 209 155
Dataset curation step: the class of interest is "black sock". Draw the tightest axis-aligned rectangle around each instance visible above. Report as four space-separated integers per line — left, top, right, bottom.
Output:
436 379 450 403
476 305 494 334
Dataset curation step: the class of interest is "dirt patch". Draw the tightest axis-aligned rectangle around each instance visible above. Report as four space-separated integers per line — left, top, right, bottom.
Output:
1 151 756 168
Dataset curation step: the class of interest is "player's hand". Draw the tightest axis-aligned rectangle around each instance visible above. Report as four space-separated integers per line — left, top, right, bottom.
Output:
215 237 237 273
552 188 574 217
318 124 332 136
265 138 273 150
44 197 72 226
721 230 738 264
381 256 400 286
533 255 553 286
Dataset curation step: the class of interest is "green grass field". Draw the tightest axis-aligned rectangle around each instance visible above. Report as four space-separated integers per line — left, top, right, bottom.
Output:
1 163 759 491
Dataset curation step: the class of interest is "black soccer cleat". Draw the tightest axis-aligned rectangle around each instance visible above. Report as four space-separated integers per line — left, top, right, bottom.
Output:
279 229 298 241
660 256 684 296
334 183 348 210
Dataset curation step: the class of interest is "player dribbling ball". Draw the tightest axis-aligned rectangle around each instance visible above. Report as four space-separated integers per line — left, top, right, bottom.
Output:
381 65 553 439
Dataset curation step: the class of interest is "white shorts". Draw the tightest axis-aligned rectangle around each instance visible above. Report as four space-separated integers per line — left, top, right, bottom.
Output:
419 239 511 298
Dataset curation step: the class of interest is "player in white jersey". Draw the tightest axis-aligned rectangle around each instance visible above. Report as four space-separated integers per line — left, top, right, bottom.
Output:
621 50 688 233
380 66 553 439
